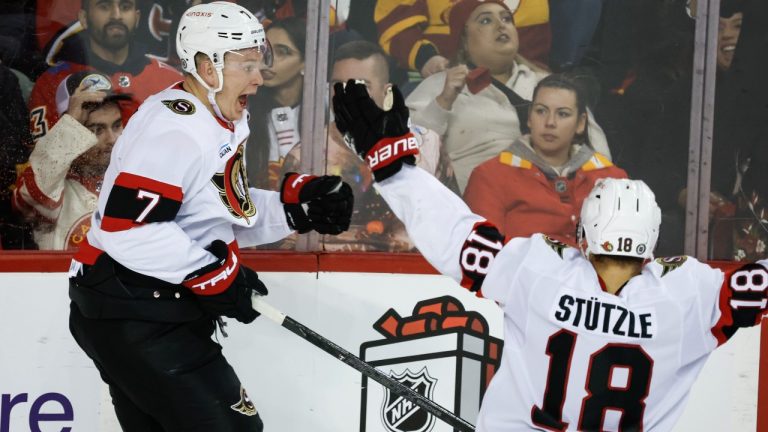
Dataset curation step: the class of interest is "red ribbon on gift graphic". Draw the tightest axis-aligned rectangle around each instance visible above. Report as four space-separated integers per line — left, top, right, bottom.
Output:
374 296 489 338
372 296 501 390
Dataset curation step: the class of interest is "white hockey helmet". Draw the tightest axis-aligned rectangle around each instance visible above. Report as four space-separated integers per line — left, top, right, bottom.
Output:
578 178 661 259
176 1 272 93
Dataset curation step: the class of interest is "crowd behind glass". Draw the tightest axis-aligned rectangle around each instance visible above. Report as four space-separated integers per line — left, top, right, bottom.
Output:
0 0 765 261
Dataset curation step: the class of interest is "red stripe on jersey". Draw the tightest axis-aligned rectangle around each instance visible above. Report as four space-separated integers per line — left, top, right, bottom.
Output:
73 238 104 265
20 166 62 209
100 216 142 232
215 114 234 132
114 172 183 201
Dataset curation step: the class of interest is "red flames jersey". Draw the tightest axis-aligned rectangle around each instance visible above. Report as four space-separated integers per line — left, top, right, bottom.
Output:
77 85 292 283
376 165 768 431
29 59 181 141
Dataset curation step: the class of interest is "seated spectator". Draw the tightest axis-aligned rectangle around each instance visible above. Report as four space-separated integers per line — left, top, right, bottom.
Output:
720 138 768 261
548 0 604 72
602 0 749 255
253 0 346 32
36 0 191 66
29 0 181 141
0 0 46 80
246 17 305 190
14 71 127 250
463 73 626 246
374 0 551 78
280 40 459 252
0 63 36 249
406 0 610 192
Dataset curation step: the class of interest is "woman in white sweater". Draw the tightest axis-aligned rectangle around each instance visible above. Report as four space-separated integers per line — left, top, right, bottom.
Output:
405 0 610 192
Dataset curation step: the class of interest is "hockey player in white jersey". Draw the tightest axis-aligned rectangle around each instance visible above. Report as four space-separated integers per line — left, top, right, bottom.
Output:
68 3 353 431
332 79 768 432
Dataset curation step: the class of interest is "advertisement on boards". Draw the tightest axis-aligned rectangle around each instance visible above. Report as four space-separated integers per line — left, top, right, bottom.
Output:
0 271 761 431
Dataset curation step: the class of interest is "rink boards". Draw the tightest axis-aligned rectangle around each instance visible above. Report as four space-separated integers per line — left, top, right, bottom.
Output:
0 268 764 432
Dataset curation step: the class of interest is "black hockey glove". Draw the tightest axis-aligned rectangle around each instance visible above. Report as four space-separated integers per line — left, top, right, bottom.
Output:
281 172 353 235
183 240 268 324
332 79 418 181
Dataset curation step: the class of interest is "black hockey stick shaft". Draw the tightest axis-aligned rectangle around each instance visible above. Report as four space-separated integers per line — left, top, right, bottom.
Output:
251 296 476 432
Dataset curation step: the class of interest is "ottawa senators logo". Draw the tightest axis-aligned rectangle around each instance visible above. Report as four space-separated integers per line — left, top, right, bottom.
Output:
212 144 257 222
230 387 258 416
161 99 195 115
543 235 568 258
655 256 687 277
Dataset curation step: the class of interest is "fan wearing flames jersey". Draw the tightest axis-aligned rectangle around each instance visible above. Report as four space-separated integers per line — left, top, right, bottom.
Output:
333 79 767 432
29 0 182 142
14 71 129 250
67 3 353 431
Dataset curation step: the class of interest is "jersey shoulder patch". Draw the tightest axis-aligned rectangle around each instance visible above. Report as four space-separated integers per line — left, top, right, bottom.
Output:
542 235 569 258
655 256 688 277
161 99 196 115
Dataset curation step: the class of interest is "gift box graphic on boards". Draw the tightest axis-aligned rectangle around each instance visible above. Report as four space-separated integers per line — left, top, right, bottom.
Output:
359 296 503 432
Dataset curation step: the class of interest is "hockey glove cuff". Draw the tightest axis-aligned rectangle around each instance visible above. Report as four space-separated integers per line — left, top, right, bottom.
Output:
183 240 267 324
281 173 354 235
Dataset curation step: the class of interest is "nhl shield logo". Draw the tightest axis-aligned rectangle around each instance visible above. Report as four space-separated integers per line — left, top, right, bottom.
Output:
381 367 437 432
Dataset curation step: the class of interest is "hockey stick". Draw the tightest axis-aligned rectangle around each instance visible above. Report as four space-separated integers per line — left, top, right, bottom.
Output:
251 296 476 432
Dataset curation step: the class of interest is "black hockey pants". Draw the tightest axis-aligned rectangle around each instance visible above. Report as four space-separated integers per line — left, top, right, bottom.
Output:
69 302 264 432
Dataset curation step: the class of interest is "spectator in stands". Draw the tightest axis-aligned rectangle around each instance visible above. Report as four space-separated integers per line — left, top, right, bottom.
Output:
708 0 768 260
406 0 610 192
722 137 768 261
14 71 127 250
280 40 458 251
35 0 192 67
463 73 625 246
374 0 551 78
0 0 46 80
601 0 749 255
28 0 181 142
548 0 604 72
246 17 305 190
0 63 36 249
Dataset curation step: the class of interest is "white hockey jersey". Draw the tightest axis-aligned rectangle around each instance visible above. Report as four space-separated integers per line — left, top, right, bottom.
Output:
376 165 768 432
76 83 293 283
14 114 100 250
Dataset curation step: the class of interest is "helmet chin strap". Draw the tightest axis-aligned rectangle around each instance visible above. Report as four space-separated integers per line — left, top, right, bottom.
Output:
191 66 230 124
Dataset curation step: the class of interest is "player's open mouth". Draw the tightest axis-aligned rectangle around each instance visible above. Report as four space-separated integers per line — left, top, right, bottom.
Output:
238 95 247 108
